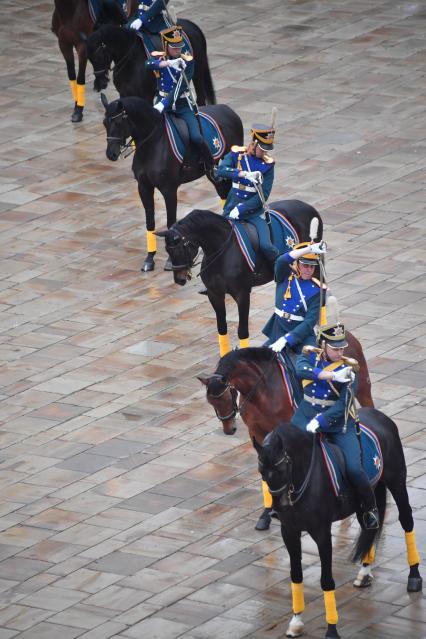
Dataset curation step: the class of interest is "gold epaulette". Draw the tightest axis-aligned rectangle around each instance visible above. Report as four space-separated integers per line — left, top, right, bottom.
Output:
181 53 193 62
151 50 165 57
311 277 327 289
263 153 274 164
231 145 246 153
342 356 360 372
302 345 323 355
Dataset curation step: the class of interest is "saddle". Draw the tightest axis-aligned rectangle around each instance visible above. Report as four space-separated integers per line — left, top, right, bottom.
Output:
164 111 225 165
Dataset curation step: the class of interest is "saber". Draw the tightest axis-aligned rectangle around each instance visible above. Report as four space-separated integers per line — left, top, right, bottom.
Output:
254 176 274 245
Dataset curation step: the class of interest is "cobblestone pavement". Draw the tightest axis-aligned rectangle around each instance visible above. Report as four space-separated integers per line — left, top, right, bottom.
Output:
0 0 425 637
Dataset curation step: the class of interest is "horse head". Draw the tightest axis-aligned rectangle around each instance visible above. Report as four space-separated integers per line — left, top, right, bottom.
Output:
101 94 131 161
198 374 238 435
155 224 199 286
254 428 296 502
87 28 110 91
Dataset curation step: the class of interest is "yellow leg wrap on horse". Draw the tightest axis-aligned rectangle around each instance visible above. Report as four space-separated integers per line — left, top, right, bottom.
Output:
262 480 272 508
323 590 338 625
239 338 249 349
69 79 77 102
220 199 226 209
362 545 376 565
147 230 157 253
218 333 231 357
405 531 420 566
76 83 85 107
291 582 305 614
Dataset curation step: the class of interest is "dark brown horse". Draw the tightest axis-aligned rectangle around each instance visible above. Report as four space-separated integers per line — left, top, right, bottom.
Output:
52 0 138 122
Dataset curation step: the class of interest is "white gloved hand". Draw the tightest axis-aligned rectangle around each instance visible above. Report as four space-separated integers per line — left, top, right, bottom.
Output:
168 58 184 70
229 207 239 219
332 367 352 383
269 336 287 352
154 102 164 113
130 18 142 29
310 240 327 255
306 418 320 433
245 170 262 184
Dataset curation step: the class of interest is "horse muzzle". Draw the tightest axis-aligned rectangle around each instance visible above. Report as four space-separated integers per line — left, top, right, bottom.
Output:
106 147 119 162
173 269 190 286
222 418 237 435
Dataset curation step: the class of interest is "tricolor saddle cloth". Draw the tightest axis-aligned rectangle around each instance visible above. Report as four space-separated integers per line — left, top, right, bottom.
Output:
164 111 226 164
320 424 383 498
230 210 300 273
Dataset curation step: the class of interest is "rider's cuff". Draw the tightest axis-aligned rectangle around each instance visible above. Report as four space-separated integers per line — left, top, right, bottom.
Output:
285 333 295 347
312 367 323 381
316 414 327 429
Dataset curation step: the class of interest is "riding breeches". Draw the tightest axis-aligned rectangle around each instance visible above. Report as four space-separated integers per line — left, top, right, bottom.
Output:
247 217 279 264
327 426 370 489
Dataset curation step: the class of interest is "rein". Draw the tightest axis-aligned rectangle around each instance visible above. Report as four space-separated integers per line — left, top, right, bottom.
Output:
112 38 139 81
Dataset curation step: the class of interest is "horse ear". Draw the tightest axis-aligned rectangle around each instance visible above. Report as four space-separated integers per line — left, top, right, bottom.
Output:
100 93 109 110
197 375 211 387
154 230 168 237
252 436 263 454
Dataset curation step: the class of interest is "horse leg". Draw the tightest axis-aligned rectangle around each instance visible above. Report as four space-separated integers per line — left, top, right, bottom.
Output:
312 528 340 639
281 525 305 637
57 36 78 119
353 542 375 588
235 290 250 349
254 480 273 531
139 181 156 272
207 291 230 356
387 478 422 592
162 187 178 271
72 42 88 123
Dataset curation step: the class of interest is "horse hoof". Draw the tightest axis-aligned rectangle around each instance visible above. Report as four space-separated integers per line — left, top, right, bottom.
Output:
286 614 304 637
353 574 373 588
255 508 272 531
142 258 155 272
407 576 423 592
71 106 83 123
325 624 340 639
164 257 173 271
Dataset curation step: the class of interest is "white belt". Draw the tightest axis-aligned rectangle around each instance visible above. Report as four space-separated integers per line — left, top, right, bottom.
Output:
139 3 150 9
159 90 191 98
232 182 256 193
275 307 303 321
303 394 336 407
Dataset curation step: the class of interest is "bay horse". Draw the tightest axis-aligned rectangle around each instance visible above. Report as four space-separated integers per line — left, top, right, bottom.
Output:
199 348 422 638
101 95 243 271
156 201 324 354
52 0 138 122
87 23 216 106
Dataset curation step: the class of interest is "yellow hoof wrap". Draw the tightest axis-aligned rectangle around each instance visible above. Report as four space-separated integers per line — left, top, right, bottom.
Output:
291 582 305 615
405 531 420 566
218 333 231 357
76 83 85 107
362 545 376 565
220 198 226 209
262 480 272 508
239 338 249 349
69 79 77 102
323 590 338 625
147 230 157 253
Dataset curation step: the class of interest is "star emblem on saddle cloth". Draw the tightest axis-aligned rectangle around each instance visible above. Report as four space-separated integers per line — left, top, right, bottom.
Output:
333 324 344 336
373 455 381 470
212 137 221 150
286 237 296 248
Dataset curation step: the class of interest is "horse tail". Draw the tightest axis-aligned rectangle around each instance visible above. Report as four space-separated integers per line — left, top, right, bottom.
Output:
351 481 386 563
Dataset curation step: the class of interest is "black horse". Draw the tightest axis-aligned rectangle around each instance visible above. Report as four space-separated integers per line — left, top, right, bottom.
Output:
87 24 216 106
101 95 243 271
254 413 422 638
156 202 323 354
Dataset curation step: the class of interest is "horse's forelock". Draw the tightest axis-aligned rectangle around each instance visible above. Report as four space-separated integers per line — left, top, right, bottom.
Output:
207 375 227 396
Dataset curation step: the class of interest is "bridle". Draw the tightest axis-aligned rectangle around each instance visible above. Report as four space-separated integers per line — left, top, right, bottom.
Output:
166 224 234 275
262 429 317 506
92 35 138 81
105 107 161 159
92 41 110 78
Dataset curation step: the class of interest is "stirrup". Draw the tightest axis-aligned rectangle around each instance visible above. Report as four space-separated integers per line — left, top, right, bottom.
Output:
362 508 379 530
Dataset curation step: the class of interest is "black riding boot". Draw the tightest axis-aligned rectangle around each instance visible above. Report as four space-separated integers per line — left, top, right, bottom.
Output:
197 140 215 173
356 482 379 530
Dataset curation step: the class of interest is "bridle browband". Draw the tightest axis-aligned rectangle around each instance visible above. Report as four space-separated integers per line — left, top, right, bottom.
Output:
264 429 317 506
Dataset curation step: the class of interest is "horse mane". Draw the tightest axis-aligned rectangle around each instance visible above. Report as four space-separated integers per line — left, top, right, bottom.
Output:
177 209 229 233
215 346 275 379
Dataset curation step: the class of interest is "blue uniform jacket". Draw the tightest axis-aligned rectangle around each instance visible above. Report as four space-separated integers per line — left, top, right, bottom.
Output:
135 0 169 33
145 55 194 111
292 351 358 433
215 147 274 221
262 252 321 352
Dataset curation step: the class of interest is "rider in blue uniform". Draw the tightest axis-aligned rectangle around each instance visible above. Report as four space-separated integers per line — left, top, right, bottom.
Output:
145 26 214 170
130 0 170 33
292 312 379 530
263 241 327 354
214 124 278 269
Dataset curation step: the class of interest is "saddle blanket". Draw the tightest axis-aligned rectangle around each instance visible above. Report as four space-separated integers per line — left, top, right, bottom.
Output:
164 112 226 163
88 0 132 23
320 424 383 497
277 356 298 411
231 210 300 272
